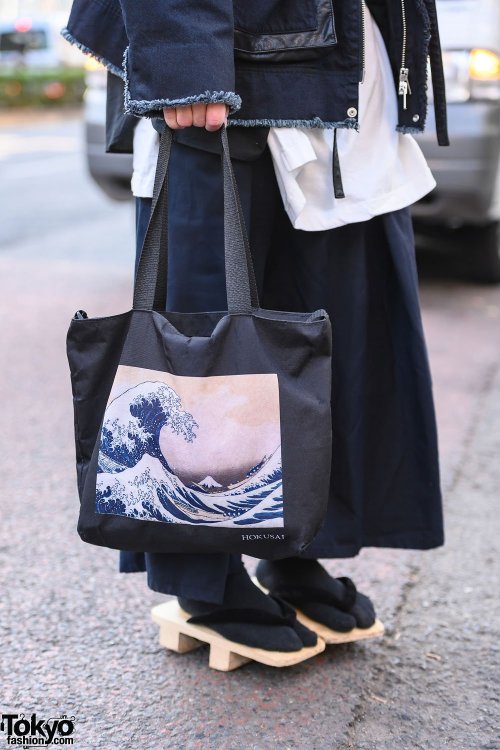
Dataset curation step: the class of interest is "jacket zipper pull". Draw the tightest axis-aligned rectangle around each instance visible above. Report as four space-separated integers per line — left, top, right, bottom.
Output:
398 67 411 110
360 0 366 83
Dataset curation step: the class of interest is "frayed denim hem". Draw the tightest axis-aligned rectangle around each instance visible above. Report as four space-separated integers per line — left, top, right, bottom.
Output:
229 116 359 130
126 90 242 116
397 125 425 135
122 45 241 116
60 28 124 79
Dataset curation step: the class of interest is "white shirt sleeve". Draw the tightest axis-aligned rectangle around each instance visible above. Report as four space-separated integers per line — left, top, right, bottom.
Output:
131 117 160 199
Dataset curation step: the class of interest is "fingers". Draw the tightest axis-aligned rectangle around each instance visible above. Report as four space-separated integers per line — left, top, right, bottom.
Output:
163 107 180 129
192 103 207 127
176 105 193 128
205 103 229 132
163 105 193 129
163 102 229 131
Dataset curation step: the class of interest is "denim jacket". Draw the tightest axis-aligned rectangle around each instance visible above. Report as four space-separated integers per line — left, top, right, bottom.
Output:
63 0 449 146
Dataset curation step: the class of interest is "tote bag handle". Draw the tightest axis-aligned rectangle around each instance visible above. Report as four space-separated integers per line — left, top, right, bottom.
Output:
133 125 260 313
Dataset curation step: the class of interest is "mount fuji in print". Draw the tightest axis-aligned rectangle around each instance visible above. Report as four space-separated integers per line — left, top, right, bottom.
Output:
95 370 283 528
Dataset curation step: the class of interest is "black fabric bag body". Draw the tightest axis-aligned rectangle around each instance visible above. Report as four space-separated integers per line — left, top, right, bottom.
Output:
105 72 137 154
67 127 332 559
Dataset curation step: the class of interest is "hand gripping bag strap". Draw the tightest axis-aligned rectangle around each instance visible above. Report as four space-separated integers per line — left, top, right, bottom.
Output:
133 126 259 312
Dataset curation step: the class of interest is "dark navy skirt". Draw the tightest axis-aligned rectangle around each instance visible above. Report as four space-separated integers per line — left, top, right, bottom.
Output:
120 139 443 600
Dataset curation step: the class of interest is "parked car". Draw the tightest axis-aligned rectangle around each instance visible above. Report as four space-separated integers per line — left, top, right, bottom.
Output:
413 0 500 281
0 16 81 69
83 60 132 201
0 18 58 68
83 0 500 280
0 17 85 106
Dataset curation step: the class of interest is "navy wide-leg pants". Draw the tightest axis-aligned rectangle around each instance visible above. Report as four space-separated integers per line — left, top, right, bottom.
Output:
120 138 444 603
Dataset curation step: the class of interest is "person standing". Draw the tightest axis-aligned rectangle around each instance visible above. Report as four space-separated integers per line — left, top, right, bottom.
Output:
63 0 448 653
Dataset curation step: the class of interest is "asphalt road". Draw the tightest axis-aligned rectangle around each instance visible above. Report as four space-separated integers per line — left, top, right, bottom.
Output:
0 111 499 750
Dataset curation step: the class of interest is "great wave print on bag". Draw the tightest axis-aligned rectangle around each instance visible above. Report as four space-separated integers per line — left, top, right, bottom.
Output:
95 366 284 528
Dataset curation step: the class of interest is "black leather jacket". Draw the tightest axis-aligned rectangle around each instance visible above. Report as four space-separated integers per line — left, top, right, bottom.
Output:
63 0 448 145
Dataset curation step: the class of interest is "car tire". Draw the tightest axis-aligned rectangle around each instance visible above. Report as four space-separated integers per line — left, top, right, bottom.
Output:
457 222 500 284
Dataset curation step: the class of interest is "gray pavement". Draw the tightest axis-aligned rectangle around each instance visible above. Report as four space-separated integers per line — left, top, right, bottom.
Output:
343 365 500 750
0 112 499 750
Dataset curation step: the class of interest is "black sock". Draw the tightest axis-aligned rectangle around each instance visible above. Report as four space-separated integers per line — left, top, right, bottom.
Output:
178 565 317 652
256 558 376 632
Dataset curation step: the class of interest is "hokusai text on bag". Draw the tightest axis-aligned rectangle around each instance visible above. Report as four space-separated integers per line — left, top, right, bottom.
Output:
67 126 332 559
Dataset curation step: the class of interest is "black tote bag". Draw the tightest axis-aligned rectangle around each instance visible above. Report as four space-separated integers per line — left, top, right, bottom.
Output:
67 126 332 559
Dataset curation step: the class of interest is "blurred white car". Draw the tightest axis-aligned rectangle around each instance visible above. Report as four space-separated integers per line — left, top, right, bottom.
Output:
83 60 133 201
0 18 58 68
413 0 500 281
0 16 81 69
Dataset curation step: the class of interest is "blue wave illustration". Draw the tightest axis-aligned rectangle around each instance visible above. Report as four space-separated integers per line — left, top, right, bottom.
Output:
98 382 198 473
96 381 283 528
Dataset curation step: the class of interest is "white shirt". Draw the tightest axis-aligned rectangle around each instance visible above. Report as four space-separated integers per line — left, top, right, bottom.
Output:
131 4 435 231
131 115 162 199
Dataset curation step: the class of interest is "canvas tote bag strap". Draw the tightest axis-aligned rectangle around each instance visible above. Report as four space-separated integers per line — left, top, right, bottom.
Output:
220 127 260 312
133 125 259 313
